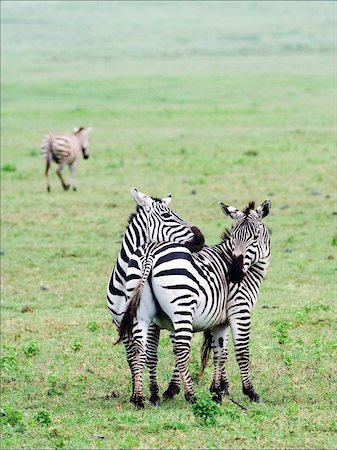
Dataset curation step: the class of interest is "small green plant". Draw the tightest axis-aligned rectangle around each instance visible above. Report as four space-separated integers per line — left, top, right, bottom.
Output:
1 406 26 433
1 163 16 172
192 392 221 426
34 409 52 426
332 233 337 246
29 149 38 157
71 339 82 352
1 354 18 373
23 340 40 357
272 321 291 345
87 321 100 332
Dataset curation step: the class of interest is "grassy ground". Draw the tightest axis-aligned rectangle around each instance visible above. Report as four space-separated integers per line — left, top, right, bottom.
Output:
1 1 336 448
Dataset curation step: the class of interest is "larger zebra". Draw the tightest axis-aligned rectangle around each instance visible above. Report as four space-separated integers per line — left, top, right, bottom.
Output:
107 188 204 405
121 200 271 407
41 127 92 192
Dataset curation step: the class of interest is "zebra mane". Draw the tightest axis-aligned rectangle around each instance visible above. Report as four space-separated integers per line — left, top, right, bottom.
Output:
221 227 232 243
127 197 162 226
243 201 255 215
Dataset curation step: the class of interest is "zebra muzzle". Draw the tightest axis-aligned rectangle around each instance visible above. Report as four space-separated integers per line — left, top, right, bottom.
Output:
184 226 205 253
228 254 244 283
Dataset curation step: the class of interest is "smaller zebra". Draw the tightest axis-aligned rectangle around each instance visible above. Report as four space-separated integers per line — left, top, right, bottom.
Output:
41 127 92 192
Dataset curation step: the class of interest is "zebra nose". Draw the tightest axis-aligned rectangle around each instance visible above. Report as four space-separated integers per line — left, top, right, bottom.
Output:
228 254 244 284
184 226 204 253
84 154 89 160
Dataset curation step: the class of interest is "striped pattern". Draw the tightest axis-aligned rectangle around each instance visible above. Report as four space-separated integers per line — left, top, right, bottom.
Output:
121 200 271 406
41 127 91 192
106 188 204 406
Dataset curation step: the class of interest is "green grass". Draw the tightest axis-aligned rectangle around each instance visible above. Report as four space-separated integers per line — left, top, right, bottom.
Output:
1 1 336 448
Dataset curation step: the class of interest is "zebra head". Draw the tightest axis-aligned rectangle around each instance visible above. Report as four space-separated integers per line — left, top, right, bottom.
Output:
131 188 204 252
220 200 271 283
74 127 93 160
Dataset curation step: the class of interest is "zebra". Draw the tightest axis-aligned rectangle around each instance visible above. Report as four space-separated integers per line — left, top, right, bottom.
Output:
41 127 92 192
120 200 271 407
107 188 204 405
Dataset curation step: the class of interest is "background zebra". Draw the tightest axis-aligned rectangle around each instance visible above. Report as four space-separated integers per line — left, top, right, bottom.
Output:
107 188 204 406
121 200 271 407
41 126 92 192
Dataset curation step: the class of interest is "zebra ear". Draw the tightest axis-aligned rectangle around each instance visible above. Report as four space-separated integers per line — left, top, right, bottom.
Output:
161 194 172 206
73 127 80 133
219 202 242 220
256 200 271 219
131 188 153 208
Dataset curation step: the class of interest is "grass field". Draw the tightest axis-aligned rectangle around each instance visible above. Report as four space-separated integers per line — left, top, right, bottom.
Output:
1 1 336 448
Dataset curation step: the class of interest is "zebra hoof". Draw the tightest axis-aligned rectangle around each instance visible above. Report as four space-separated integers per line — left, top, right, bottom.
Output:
131 396 145 409
184 392 196 404
47 186 51 193
64 184 70 191
243 386 260 403
163 383 180 400
72 186 77 192
149 394 161 407
211 393 222 404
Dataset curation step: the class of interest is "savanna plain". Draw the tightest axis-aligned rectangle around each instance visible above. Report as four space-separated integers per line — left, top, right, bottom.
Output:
1 1 336 449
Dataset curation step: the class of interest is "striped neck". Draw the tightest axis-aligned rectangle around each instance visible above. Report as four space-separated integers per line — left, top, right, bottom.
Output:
117 210 148 273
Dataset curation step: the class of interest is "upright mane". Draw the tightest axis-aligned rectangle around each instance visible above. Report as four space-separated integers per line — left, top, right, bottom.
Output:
243 201 255 216
221 227 232 243
126 197 162 227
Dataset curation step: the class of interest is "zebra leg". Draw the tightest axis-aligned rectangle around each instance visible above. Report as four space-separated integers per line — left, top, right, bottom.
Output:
130 319 150 409
56 164 70 191
230 313 261 403
163 332 181 400
209 325 230 403
45 159 51 192
173 323 195 403
122 336 137 403
69 162 77 191
146 324 160 406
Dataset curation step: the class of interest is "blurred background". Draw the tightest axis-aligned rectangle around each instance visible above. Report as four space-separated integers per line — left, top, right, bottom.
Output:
1 2 336 448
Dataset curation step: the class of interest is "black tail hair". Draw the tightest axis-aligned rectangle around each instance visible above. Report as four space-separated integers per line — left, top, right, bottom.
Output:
198 330 213 379
115 253 154 345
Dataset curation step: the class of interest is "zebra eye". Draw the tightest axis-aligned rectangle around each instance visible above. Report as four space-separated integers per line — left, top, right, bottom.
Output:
162 213 171 219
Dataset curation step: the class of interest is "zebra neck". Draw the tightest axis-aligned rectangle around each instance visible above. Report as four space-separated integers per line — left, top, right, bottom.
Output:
117 215 148 274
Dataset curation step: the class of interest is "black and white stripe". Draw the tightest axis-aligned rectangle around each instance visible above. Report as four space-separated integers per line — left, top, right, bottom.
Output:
121 200 271 407
107 188 204 405
41 127 92 192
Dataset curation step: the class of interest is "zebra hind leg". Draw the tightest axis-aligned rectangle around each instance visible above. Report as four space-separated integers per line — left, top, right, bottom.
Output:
172 324 195 403
146 325 160 406
56 166 70 191
129 320 150 409
163 332 181 400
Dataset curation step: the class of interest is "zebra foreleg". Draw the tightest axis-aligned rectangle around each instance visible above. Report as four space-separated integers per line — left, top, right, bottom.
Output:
163 332 181 400
146 325 161 406
209 325 230 403
230 313 261 403
69 162 77 191
56 165 70 191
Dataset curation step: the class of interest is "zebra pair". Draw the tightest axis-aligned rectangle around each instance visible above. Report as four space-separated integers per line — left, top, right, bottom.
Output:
41 127 92 192
106 188 204 404
119 200 271 407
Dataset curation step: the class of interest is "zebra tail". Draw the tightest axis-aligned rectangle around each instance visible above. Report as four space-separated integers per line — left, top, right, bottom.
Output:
198 330 213 379
41 134 52 173
116 255 153 344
